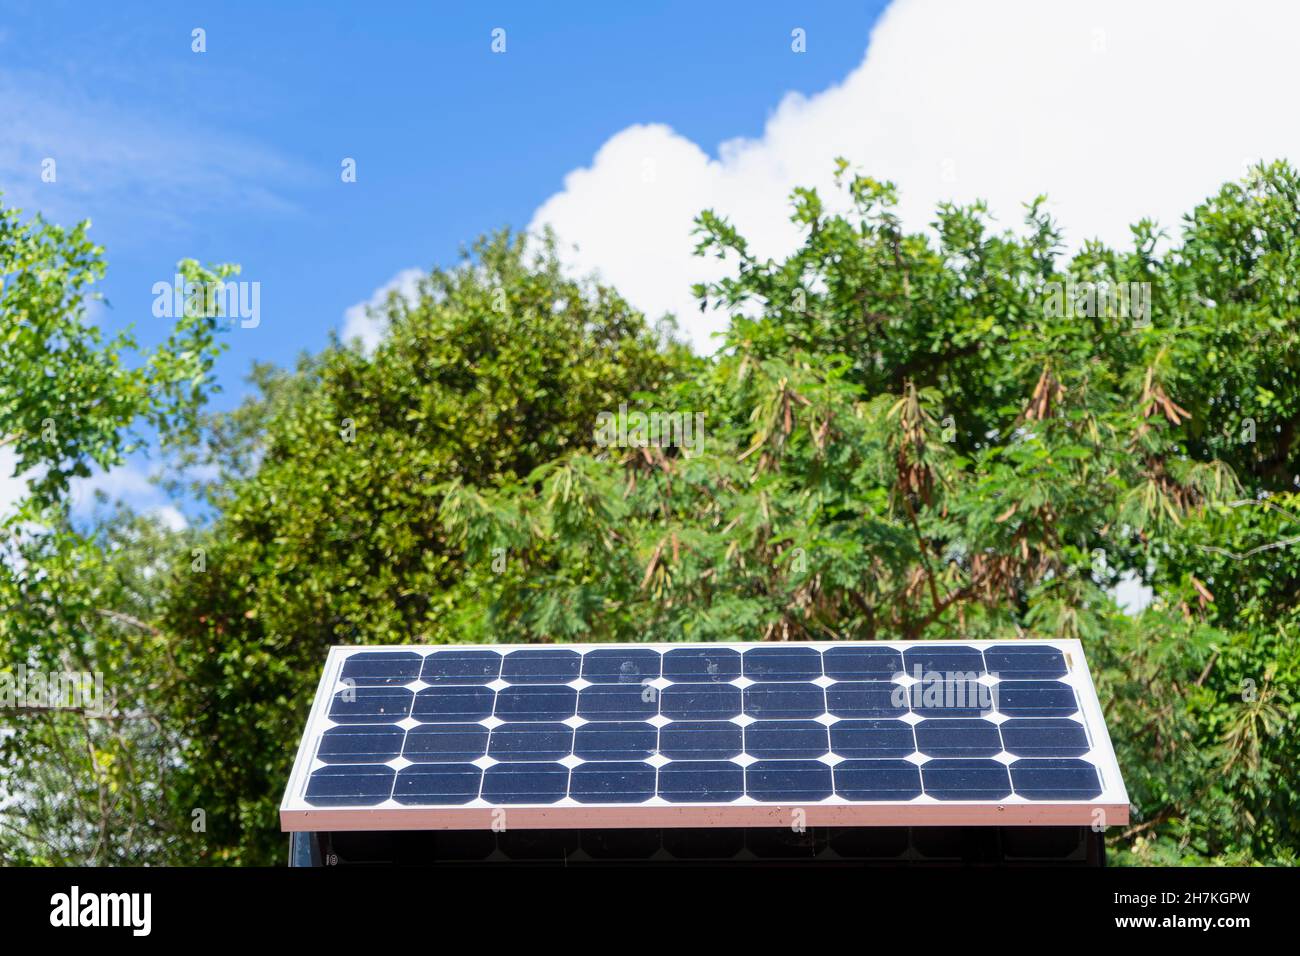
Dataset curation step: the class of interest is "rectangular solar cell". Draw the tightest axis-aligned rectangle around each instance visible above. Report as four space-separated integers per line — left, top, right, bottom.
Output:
280 639 1129 831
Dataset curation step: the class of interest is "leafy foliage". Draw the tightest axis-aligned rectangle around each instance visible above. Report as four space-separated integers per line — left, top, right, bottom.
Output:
1 509 193 864
0 196 233 863
160 231 692 862
0 203 231 517
4 164 1300 865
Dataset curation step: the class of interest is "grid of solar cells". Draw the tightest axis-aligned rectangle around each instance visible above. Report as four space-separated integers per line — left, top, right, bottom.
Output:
300 643 1108 810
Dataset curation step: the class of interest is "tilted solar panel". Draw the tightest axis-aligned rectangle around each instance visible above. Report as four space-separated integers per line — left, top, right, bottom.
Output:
280 640 1129 831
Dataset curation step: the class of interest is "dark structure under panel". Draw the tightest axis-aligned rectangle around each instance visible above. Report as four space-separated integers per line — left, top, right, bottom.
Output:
290 826 1106 866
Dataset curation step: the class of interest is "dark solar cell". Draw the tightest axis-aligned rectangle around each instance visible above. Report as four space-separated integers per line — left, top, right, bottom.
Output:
825 681 906 719
660 827 745 858
657 721 743 760
827 826 910 858
829 719 916 759
660 682 742 720
580 648 662 683
340 651 423 686
393 764 481 805
577 682 658 720
907 678 994 718
742 646 823 682
657 761 745 803
500 648 581 684
1010 758 1102 799
411 685 494 722
492 685 578 722
573 721 658 761
745 760 834 802
487 722 574 761
984 644 1068 680
305 764 395 806
913 718 1003 757
402 723 489 763
920 758 1013 800
743 720 830 759
569 762 656 804
317 725 405 764
743 682 826 719
580 828 663 860
997 681 1080 717
1000 718 1089 757
822 645 904 681
420 649 502 684
833 760 924 800
328 686 414 724
902 644 986 679
480 763 570 804
746 827 827 858
661 647 742 682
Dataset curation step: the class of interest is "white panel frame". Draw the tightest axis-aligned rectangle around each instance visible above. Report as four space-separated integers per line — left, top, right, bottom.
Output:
280 639 1129 832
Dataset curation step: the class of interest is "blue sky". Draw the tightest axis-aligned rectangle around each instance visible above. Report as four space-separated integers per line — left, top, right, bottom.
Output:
5 0 1297 562
1 0 887 413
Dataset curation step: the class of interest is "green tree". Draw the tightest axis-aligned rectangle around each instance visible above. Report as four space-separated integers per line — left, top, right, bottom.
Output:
430 162 1300 863
0 204 231 518
0 197 232 863
162 230 693 863
1 508 197 865
13 160 1300 866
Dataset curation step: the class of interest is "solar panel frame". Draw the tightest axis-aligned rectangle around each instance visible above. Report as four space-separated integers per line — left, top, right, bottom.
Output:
280 639 1129 832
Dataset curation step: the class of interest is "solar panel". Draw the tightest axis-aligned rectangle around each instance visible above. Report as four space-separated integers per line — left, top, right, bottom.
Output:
280 640 1129 831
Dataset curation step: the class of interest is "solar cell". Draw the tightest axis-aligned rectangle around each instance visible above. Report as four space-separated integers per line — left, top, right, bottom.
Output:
281 640 1129 831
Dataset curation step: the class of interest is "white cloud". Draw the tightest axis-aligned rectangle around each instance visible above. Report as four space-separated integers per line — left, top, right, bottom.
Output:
1 455 189 544
69 463 188 530
341 268 424 353
1113 570 1155 617
530 0 1300 352
146 504 188 533
70 464 154 511
0 447 31 519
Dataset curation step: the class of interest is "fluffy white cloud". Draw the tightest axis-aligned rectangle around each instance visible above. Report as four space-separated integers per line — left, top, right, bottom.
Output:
340 268 424 353
1114 569 1155 616
70 463 154 510
146 504 188 532
0 447 30 519
530 0 1300 352
69 464 188 529
1 458 188 541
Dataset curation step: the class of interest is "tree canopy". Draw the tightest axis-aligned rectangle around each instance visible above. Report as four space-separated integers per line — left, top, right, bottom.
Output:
0 199 231 863
2 164 1298 865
